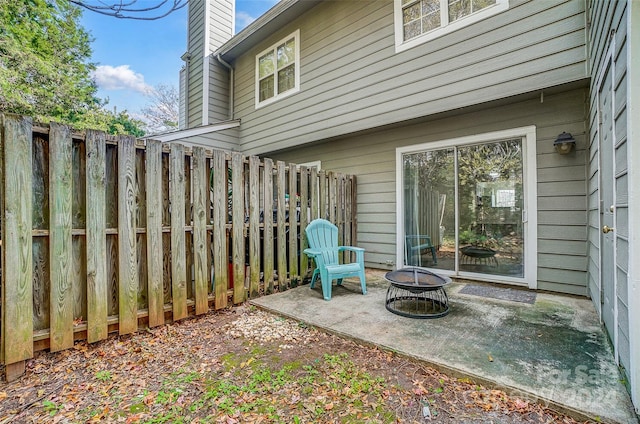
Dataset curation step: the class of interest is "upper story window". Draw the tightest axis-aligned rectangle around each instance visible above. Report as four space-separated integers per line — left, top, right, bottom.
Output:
394 0 508 52
255 30 300 108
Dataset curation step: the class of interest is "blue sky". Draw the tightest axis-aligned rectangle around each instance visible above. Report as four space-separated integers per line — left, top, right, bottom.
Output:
81 1 279 116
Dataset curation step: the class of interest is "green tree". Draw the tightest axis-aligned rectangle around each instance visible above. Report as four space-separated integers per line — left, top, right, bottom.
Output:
0 0 96 119
0 0 145 136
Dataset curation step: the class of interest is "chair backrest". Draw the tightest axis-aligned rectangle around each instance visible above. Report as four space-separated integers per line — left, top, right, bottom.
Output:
305 219 339 266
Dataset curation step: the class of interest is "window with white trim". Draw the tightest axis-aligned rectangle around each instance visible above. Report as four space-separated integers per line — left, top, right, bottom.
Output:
394 0 508 52
255 30 300 108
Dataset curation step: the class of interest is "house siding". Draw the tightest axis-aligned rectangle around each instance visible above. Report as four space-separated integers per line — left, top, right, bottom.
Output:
227 0 587 156
183 0 234 128
587 0 631 387
269 87 588 295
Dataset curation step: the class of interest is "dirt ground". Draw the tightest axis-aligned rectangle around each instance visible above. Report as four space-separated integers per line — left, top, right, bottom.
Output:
0 306 595 423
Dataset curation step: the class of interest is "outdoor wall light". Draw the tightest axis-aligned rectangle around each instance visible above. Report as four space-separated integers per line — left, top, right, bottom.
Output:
554 132 576 155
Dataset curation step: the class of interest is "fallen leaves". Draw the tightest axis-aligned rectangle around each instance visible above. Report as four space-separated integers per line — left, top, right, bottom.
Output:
0 308 595 424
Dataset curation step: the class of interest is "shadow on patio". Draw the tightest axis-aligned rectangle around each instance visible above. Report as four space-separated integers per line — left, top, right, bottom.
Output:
250 269 637 424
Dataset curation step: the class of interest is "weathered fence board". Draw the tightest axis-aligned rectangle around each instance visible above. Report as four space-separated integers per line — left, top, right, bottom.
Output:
263 158 274 294
212 149 228 310
288 164 298 285
192 146 209 315
118 136 139 335
276 161 287 289
0 116 357 379
86 130 108 343
1 114 34 366
170 144 187 321
48 123 74 352
145 140 164 327
231 152 245 304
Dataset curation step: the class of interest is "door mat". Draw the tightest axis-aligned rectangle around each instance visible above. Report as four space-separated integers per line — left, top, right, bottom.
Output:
458 284 536 304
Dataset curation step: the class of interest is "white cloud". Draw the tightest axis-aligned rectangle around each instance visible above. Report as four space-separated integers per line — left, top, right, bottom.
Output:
236 11 257 29
93 65 153 94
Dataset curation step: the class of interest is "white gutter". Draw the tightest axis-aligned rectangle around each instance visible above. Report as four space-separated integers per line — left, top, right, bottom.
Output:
147 120 241 142
627 0 640 414
216 54 235 120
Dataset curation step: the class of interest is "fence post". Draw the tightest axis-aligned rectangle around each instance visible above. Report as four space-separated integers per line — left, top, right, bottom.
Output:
263 158 274 294
1 114 34 380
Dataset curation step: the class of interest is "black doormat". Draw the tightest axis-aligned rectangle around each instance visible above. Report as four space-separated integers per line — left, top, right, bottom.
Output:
458 284 536 304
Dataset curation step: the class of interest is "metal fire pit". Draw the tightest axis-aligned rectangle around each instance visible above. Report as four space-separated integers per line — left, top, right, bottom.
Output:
384 267 452 319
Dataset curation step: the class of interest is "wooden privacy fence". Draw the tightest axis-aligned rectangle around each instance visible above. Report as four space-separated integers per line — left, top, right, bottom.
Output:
0 114 357 379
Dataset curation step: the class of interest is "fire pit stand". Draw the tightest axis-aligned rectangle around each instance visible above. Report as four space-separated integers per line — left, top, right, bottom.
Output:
384 267 452 319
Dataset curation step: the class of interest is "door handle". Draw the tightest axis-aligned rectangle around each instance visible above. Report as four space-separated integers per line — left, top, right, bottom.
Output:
602 225 615 234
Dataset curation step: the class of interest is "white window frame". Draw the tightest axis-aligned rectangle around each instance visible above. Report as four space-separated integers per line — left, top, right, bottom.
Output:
394 0 509 53
395 126 538 289
255 29 300 109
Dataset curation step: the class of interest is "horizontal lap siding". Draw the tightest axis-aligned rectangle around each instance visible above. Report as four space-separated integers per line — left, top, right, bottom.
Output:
271 88 588 295
230 0 586 155
187 0 206 128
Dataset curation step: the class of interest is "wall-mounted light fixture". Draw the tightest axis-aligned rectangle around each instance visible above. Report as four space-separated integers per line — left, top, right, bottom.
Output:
554 132 576 155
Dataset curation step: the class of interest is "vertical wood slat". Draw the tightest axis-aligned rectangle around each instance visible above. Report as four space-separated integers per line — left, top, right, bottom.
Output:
231 152 245 304
1 114 33 365
192 146 209 315
276 161 287 289
263 158 274 294
118 135 138 335
145 140 164 327
212 149 228 309
299 166 309 279
135 151 148 310
86 130 108 343
48 123 74 352
310 167 319 220
350 175 358 245
248 156 260 298
170 144 187 320
288 163 298 284
319 170 327 220
328 171 337 223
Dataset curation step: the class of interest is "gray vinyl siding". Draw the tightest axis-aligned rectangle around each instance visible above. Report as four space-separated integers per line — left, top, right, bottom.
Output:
208 59 231 122
227 0 587 156
587 0 630 381
186 0 205 128
173 127 239 151
269 88 588 295
187 57 204 128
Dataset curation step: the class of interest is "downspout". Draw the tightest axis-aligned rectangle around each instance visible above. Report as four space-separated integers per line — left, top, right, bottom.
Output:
216 54 235 120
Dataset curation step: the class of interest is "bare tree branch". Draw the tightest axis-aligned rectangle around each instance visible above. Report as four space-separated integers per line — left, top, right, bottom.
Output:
140 84 179 134
69 0 188 20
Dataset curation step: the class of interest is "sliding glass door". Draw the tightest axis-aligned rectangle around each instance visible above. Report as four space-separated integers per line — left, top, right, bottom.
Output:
402 137 527 280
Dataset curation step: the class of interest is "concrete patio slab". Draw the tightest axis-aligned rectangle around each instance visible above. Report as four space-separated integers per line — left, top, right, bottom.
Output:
250 270 638 424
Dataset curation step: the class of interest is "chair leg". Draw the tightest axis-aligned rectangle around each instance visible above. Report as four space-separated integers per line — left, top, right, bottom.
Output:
337 278 343 286
359 270 367 295
310 268 319 288
431 247 438 264
320 270 332 301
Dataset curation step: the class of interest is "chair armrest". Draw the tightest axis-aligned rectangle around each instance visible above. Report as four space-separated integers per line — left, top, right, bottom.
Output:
303 248 321 257
338 246 364 253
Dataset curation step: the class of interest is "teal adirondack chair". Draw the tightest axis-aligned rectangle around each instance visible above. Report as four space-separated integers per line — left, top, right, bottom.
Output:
304 219 367 301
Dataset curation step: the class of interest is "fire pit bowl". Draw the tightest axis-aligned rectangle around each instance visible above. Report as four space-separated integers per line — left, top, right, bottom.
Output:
384 267 452 319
